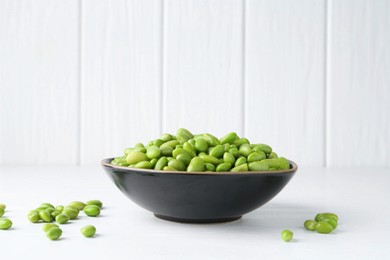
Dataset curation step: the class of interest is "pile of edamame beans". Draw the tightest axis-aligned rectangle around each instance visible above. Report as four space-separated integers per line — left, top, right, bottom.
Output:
112 128 290 172
281 212 339 242
27 200 101 240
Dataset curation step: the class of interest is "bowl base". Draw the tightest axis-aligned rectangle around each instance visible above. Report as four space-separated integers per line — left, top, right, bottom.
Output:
154 214 242 224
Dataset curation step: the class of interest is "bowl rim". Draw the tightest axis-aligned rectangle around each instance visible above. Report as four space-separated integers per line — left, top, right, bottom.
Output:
101 158 298 175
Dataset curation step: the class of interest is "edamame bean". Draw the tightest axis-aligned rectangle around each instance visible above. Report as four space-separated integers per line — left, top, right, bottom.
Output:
216 163 232 172
42 223 59 232
68 201 86 211
46 227 62 240
187 157 204 172
40 203 54 209
205 163 216 171
39 210 52 223
176 153 191 166
27 211 40 223
247 151 266 163
153 139 164 147
168 159 186 171
51 210 61 218
0 203 6 210
84 205 101 217
231 163 248 172
255 144 272 154
150 158 158 167
315 213 338 222
56 214 70 224
239 144 252 157
155 157 168 170
195 138 209 152
219 132 239 145
304 220 317 231
235 157 247 167
223 152 236 164
160 133 173 142
126 151 148 164
177 128 194 140
160 146 174 156
146 146 161 159
199 154 220 165
209 145 225 158
0 218 12 230
172 148 191 159
203 133 220 146
134 161 153 169
81 225 96 238
315 221 334 234
268 152 278 159
0 208 4 217
281 230 293 242
86 200 103 209
233 138 249 147
229 148 240 158
55 206 64 212
62 208 78 220
248 161 269 171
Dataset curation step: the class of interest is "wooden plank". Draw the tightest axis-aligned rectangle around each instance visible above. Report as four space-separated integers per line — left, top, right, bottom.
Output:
163 0 244 137
0 0 79 165
81 0 162 164
328 0 390 166
245 0 326 166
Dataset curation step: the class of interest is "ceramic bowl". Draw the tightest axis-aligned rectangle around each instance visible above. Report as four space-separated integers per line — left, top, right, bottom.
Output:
101 158 298 223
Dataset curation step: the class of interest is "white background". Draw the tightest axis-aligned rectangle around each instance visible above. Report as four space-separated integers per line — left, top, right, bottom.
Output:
0 0 389 167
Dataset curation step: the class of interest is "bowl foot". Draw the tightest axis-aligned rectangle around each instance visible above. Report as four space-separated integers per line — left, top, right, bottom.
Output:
154 214 242 224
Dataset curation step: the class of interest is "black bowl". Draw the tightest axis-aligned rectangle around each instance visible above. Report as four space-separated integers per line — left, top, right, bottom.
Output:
101 158 298 223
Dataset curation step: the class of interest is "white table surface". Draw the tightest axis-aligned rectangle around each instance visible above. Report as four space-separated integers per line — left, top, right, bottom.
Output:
0 165 389 260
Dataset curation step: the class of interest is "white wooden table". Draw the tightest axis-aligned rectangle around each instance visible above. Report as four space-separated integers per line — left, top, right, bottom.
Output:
0 166 389 259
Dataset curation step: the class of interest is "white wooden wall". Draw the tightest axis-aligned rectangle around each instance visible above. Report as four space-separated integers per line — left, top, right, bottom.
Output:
0 0 389 167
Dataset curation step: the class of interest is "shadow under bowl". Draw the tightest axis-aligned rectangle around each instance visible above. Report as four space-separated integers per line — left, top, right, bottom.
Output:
101 158 298 224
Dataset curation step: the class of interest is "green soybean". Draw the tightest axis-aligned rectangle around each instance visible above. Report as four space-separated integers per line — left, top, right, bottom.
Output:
134 161 153 169
223 152 236 164
146 146 161 159
176 153 191 166
203 133 220 146
219 132 239 144
281 230 293 242
126 151 148 164
0 208 4 217
46 227 62 240
195 138 209 152
68 201 86 211
0 203 6 210
304 220 317 231
39 210 52 223
163 166 177 171
81 225 96 238
160 146 173 156
248 161 269 171
177 128 194 140
62 208 78 220
42 223 59 232
155 157 168 170
239 144 252 157
187 157 204 172
168 159 186 171
247 151 266 163
216 163 232 172
229 148 240 158
84 205 101 217
27 211 40 223
55 205 64 212
231 163 248 172
315 221 334 234
153 139 165 147
51 210 61 218
235 157 247 167
56 214 70 224
160 133 173 142
199 154 220 165
209 145 225 158
40 203 55 209
268 152 278 159
204 163 216 171
0 218 12 230
86 200 103 209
